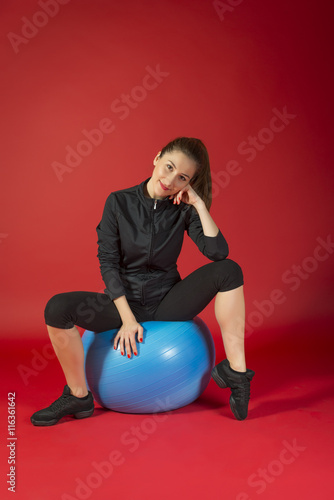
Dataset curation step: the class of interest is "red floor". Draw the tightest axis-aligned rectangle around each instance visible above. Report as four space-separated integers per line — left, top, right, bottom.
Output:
1 316 333 500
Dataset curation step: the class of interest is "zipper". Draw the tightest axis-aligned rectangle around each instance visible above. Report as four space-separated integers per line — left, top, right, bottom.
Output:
147 200 157 266
143 199 157 304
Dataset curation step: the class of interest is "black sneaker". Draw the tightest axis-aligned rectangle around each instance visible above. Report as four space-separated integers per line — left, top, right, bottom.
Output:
211 358 255 420
31 385 94 426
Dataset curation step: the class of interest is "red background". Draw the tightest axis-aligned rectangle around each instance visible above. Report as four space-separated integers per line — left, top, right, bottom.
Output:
1 1 334 499
1 0 333 338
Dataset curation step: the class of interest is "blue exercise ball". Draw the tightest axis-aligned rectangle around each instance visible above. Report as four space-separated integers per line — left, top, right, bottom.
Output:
82 317 215 414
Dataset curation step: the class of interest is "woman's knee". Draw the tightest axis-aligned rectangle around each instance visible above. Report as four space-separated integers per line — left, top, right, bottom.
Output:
44 293 74 329
215 258 244 291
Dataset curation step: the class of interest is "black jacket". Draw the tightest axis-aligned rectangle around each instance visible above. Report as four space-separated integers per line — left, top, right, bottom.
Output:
96 177 229 306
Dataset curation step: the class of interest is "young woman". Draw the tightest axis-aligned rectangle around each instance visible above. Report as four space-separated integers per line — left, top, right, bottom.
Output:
31 137 255 426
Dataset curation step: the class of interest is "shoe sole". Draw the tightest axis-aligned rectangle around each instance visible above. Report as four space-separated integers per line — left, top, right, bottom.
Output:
31 407 95 427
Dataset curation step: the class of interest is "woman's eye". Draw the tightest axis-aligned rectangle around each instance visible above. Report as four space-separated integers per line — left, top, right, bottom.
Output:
166 164 185 181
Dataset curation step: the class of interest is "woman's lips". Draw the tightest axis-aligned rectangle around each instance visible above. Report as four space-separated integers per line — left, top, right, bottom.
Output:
159 180 169 191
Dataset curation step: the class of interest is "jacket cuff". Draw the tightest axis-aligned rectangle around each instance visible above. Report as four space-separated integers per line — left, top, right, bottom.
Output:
101 272 126 301
203 230 229 260
104 288 125 301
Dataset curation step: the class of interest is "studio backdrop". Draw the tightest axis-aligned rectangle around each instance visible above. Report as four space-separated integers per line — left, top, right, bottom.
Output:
1 0 333 340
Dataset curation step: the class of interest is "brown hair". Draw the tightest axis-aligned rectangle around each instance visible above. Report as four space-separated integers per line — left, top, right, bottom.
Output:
159 136 212 211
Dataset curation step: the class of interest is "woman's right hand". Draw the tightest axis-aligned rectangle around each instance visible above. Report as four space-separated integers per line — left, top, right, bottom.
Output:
113 320 144 358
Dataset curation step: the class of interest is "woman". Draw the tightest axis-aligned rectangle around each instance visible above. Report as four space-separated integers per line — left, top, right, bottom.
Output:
31 137 255 426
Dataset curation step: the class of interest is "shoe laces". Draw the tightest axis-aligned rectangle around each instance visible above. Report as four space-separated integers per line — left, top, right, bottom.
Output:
231 381 251 402
49 394 71 412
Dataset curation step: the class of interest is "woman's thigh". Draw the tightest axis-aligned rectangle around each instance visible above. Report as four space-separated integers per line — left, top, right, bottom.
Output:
44 291 123 332
153 259 244 322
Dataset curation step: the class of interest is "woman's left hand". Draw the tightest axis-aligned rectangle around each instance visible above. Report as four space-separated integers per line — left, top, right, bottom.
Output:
169 184 203 207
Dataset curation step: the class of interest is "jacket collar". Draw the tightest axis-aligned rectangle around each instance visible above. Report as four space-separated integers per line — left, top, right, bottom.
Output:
137 177 171 209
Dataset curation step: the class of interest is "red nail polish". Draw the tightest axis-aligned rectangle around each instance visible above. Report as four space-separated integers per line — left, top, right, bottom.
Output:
139 339 143 343
134 352 137 356
121 352 124 355
114 346 116 350
128 354 130 358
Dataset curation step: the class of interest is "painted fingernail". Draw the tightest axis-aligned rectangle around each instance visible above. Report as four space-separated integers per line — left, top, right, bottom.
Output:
134 352 137 356
114 346 116 350
139 339 143 342
121 352 124 355
127 354 130 358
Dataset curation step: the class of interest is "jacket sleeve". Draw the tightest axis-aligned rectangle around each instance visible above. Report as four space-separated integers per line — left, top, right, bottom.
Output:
96 193 126 301
185 205 229 260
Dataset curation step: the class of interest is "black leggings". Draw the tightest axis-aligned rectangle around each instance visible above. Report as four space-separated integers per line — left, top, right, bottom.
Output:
44 259 243 333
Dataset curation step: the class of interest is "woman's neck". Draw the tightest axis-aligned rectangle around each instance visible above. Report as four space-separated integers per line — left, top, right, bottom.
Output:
145 178 167 200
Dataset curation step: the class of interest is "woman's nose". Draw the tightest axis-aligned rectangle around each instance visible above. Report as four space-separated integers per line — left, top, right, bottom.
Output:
166 172 178 187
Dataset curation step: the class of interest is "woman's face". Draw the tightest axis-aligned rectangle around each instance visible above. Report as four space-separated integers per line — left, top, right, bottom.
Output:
148 150 197 199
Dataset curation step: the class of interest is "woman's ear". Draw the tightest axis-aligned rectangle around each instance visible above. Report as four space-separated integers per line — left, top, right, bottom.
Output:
153 151 162 165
